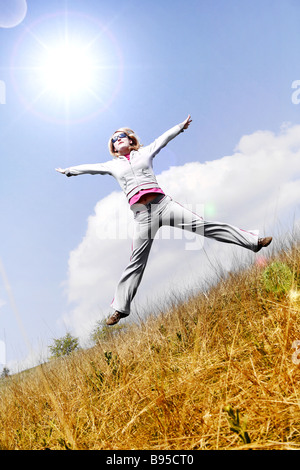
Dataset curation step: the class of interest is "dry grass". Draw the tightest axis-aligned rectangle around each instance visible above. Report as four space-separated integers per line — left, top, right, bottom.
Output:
1 237 300 450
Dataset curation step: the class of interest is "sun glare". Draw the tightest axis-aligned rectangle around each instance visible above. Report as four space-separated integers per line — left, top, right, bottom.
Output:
40 42 96 97
10 11 124 123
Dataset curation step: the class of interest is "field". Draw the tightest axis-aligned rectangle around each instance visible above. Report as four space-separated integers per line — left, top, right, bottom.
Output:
0 236 300 450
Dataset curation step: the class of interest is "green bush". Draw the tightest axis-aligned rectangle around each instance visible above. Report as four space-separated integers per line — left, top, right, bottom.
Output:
262 261 293 294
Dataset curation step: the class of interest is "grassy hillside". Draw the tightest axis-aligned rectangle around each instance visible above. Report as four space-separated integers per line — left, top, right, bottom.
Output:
0 237 300 450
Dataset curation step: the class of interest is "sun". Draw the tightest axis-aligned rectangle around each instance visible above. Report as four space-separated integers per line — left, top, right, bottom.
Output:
10 11 124 123
39 41 97 98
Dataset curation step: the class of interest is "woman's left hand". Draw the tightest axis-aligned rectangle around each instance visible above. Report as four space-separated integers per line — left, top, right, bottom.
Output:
182 115 192 130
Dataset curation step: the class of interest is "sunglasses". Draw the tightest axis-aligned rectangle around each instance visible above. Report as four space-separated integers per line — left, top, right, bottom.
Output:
111 132 128 144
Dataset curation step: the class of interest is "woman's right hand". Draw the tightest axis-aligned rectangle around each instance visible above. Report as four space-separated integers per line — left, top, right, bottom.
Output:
55 168 66 174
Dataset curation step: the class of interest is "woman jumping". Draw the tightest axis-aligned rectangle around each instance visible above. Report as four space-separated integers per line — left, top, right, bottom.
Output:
56 115 272 325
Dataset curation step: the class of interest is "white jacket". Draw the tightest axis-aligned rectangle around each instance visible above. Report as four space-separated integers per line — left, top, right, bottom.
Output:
64 123 185 203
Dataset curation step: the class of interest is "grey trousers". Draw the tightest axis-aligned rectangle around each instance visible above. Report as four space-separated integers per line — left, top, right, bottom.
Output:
111 195 259 315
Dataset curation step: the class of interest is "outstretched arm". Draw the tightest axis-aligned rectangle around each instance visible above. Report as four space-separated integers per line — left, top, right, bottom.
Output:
55 163 111 177
146 114 192 158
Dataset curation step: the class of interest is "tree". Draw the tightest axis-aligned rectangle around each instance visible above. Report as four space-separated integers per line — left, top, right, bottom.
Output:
1 367 10 379
49 333 80 359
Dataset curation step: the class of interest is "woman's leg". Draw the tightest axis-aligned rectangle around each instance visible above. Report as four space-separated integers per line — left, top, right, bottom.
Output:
110 211 156 316
161 197 259 251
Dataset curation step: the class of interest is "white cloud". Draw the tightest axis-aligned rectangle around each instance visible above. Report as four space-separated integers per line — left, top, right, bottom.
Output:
62 124 300 339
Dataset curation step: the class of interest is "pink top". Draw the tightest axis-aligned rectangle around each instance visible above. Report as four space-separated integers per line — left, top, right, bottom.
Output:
124 154 165 206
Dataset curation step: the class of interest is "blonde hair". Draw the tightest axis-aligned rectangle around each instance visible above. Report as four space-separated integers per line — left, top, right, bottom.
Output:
108 127 142 156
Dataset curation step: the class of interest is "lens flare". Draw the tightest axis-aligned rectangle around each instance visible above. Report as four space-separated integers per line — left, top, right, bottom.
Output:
0 0 27 29
289 289 300 310
205 202 216 218
10 11 124 124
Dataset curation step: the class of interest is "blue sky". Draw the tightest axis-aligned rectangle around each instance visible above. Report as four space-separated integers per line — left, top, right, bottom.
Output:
0 0 300 371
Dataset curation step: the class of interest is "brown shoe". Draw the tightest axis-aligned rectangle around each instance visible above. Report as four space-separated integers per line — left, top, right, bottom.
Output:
256 236 273 252
106 311 128 326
